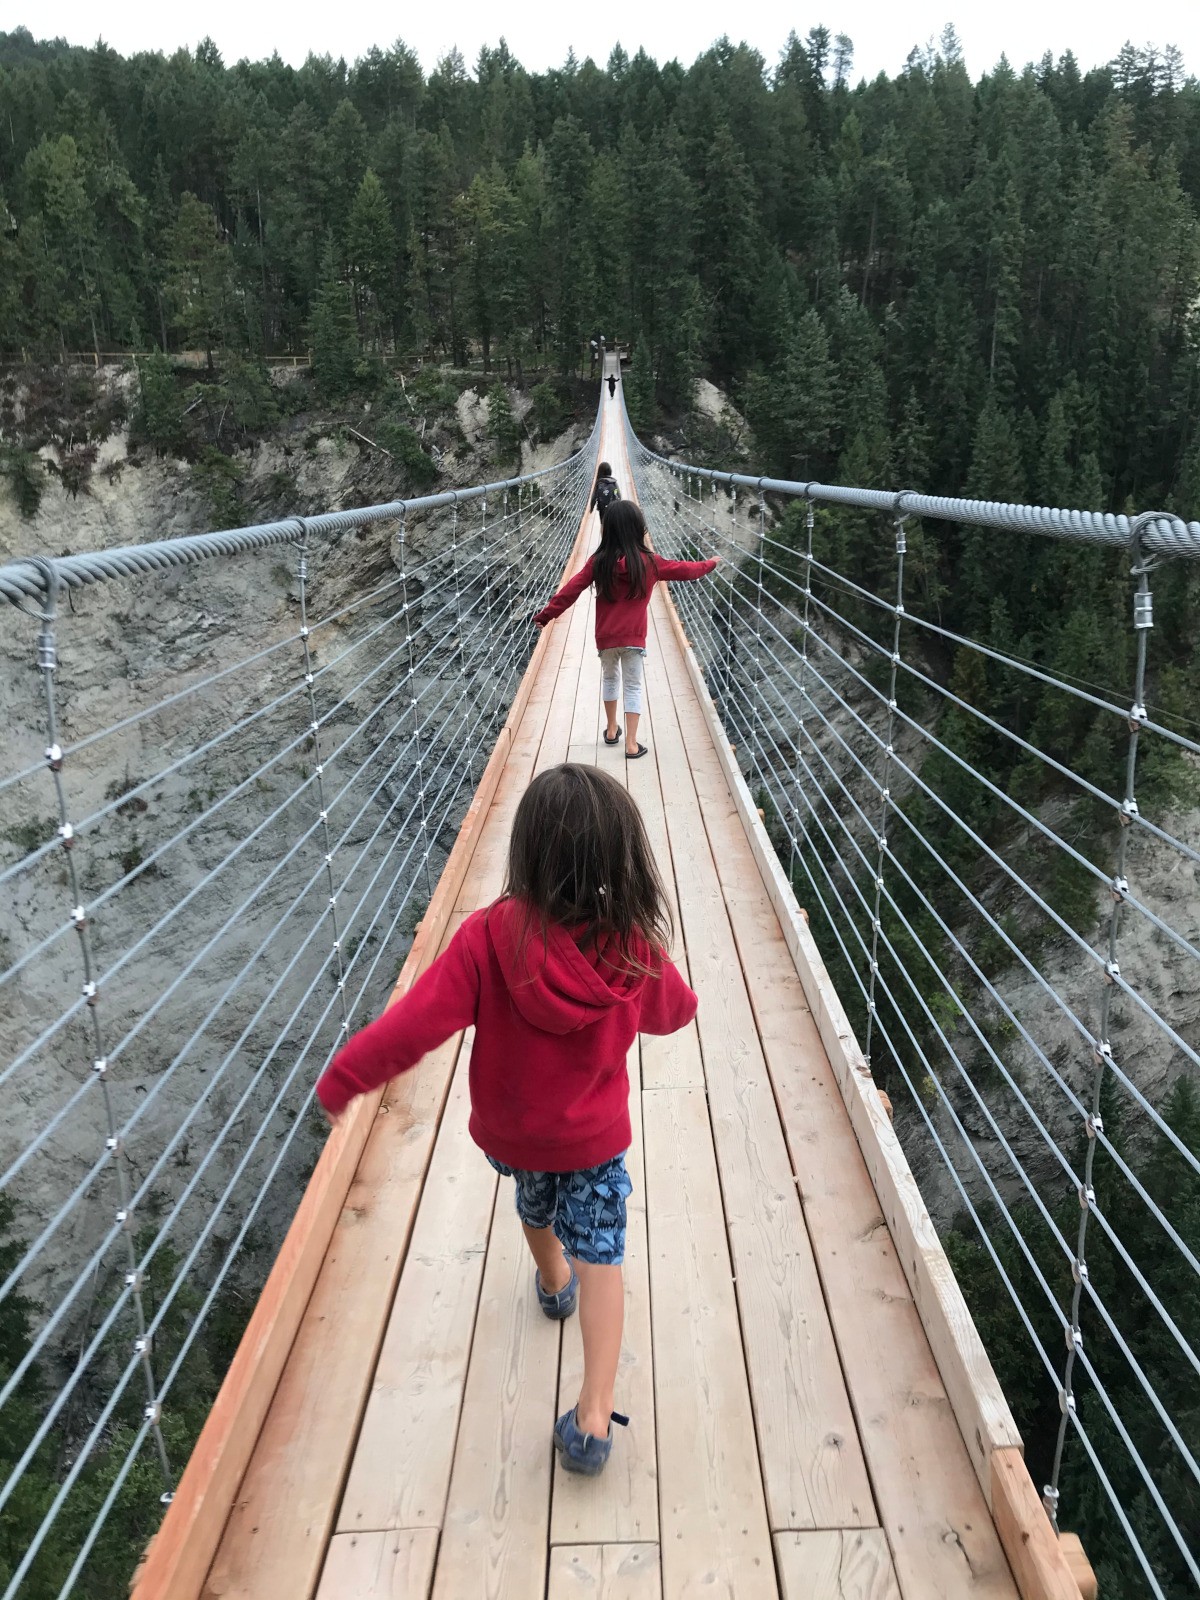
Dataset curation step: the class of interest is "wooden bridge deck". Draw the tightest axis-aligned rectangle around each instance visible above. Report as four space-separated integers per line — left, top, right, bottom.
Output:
138 390 1078 1600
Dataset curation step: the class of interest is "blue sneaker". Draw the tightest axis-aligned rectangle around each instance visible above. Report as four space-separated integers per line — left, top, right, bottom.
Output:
536 1260 578 1320
554 1407 629 1476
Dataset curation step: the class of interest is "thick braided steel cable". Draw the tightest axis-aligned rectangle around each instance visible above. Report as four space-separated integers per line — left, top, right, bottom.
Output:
640 467 1200 1580
0 440 599 608
664 499 1200 1308
0 499 576 1331
674 581 1200 1489
623 438 1200 560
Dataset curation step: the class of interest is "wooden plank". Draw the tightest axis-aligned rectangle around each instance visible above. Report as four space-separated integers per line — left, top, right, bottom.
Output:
335 1042 497 1532
652 594 1023 1493
316 1530 438 1599
642 635 875 1532
623 663 705 1091
652 607 1019 1597
775 1531 901 1600
990 1449 1084 1600
552 1047 656 1544
548 1543 661 1598
642 1086 775 1598
1059 1535 1096 1600
430 1200 561 1599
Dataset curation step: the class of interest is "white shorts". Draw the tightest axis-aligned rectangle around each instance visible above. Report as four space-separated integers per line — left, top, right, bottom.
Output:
599 647 646 715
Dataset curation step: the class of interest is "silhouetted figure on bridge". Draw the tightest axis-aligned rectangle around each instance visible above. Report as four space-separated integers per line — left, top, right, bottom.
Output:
607 372 617 397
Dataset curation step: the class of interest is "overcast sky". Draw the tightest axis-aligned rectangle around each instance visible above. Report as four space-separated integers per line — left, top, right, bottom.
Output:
17 0 1198 83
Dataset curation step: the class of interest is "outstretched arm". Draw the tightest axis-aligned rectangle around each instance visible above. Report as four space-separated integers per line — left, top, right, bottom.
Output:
316 921 480 1117
651 556 720 583
534 554 596 628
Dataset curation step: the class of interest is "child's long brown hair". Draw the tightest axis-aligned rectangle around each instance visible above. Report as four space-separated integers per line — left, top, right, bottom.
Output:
593 500 658 602
500 763 672 971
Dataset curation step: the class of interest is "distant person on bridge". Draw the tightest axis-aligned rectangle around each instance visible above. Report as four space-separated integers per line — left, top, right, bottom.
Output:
591 461 620 528
607 372 617 397
316 764 698 1478
534 500 718 759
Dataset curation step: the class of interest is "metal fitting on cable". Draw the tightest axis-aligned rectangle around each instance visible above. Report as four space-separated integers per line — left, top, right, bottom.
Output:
125 1269 142 1290
1071 1258 1089 1284
72 905 86 930
59 821 75 849
1093 1038 1113 1065
1129 701 1147 727
1104 958 1120 983
45 742 63 770
1078 1183 1096 1211
1120 798 1139 823
1065 1325 1083 1352
38 634 57 672
92 1056 108 1077
1086 1113 1104 1139
144 1402 162 1425
82 980 98 1005
1111 875 1128 900
1058 1389 1077 1416
1133 590 1153 630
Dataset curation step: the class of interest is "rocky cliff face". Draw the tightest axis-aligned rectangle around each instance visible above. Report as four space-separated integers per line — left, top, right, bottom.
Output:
0 366 589 1346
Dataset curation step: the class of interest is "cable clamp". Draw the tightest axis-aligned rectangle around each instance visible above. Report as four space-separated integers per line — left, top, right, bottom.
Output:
298 556 308 581
872 917 882 933
135 1336 149 1354
1129 702 1147 726
1133 591 1153 630
45 742 63 770
116 1207 133 1230
144 1402 162 1425
304 672 314 687
318 810 327 823
870 958 879 974
324 853 333 867
1071 1258 1089 1284
340 1019 350 1033
328 895 337 908
1103 959 1120 983
895 602 905 616
1093 1038 1113 1065
106 1136 121 1153
1066 1325 1083 1352
93 1056 108 1077
72 905 86 930
1110 875 1128 901
161 1491 175 1505
1058 1388 1076 1416
300 626 310 640
881 788 891 803
83 980 98 1004
310 721 319 736
38 635 58 672
885 744 895 759
336 979 345 992
59 821 75 849
867 998 877 1014
125 1269 142 1290
1078 1183 1095 1212
315 764 324 778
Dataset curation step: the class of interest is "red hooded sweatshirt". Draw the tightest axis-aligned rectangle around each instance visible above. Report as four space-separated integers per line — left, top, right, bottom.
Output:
315 899 698 1172
534 551 718 650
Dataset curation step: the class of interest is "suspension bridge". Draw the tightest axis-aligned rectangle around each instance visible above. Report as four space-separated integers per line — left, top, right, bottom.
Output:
1 357 1197 1599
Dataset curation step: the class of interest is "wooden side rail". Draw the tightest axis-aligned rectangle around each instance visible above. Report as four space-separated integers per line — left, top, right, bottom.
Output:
663 601 1092 1600
131 494 597 1600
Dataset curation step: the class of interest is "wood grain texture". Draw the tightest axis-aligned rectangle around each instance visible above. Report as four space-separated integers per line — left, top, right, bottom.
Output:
1058 1535 1096 1600
316 1530 438 1599
552 1046 657 1544
991 1449 1085 1600
642 1086 776 1599
652 607 1019 1598
548 1543 662 1598
775 1531 901 1600
653 591 1022 1491
335 1044 497 1532
643 634 874 1532
430 1200 561 1600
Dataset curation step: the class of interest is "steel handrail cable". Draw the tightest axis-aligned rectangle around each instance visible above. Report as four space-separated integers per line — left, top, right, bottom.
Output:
676 522 1200 1282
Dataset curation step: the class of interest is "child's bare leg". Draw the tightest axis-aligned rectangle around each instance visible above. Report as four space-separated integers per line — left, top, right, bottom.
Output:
523 1223 572 1293
603 698 619 740
573 1260 624 1435
624 711 641 754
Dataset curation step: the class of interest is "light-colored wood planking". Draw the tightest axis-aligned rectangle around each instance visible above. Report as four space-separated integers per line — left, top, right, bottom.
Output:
775 1531 901 1600
653 612 1017 1597
430 1199 561 1600
623 673 705 1091
552 1046 657 1544
1058 1534 1096 1600
316 1530 438 1599
653 593 1023 1495
201 1032 463 1600
990 1449 1085 1600
642 1085 776 1599
335 1044 497 1533
642 630 875 1532
548 1542 662 1598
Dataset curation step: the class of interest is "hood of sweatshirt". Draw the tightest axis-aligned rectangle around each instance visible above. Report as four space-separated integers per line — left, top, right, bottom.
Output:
485 899 651 1035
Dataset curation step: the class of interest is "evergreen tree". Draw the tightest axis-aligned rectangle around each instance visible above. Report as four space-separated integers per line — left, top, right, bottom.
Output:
309 242 359 399
625 337 655 430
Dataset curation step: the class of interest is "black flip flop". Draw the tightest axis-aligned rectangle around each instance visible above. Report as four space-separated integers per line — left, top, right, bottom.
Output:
603 726 622 747
625 743 649 761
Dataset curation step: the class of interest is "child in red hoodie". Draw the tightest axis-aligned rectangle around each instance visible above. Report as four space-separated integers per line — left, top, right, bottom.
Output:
317 763 697 1476
533 500 717 761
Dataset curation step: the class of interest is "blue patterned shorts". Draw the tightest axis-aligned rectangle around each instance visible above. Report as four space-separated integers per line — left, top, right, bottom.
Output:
487 1152 632 1265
